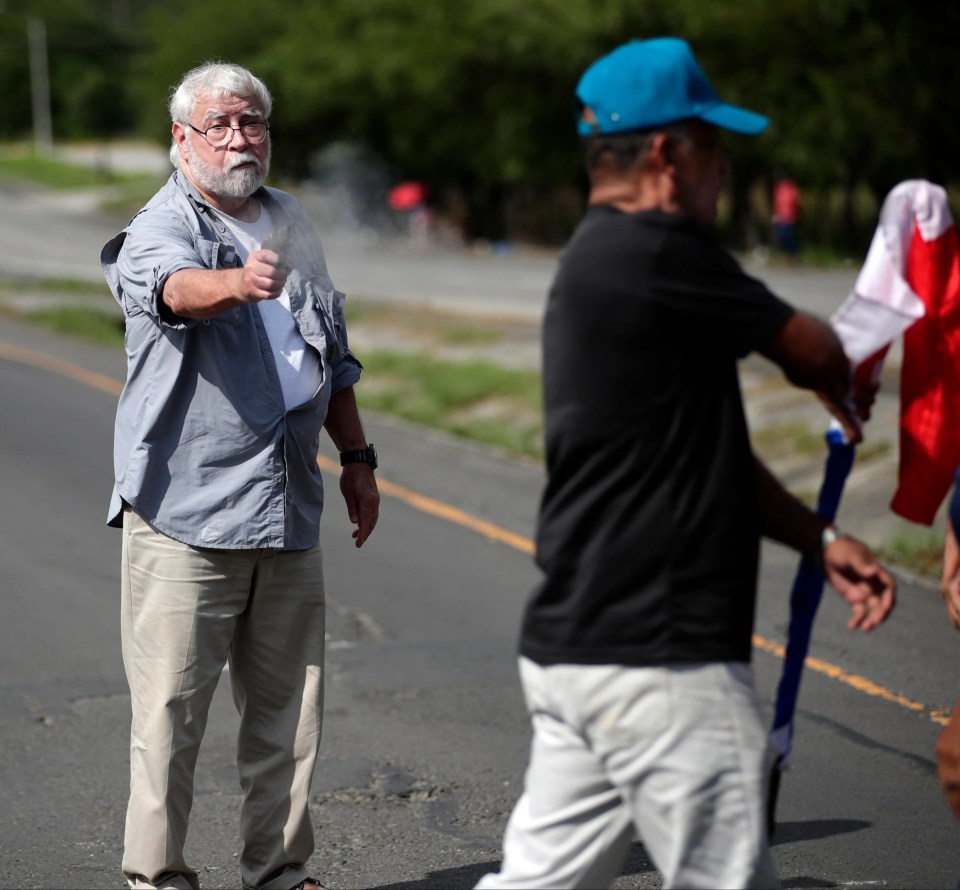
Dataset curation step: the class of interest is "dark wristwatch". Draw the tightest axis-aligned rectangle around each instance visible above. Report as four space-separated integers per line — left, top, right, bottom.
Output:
339 443 377 470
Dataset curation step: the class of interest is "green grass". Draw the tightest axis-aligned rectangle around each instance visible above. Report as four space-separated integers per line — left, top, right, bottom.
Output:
0 275 107 296
21 306 124 347
357 349 543 459
0 147 167 217
9 303 546 458
344 300 505 347
855 440 893 463
753 422 893 467
796 244 859 269
432 322 502 346
878 529 946 580
0 152 153 190
99 177 170 217
751 420 826 459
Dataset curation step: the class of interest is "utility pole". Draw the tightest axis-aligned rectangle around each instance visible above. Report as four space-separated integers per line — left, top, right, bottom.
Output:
26 16 53 156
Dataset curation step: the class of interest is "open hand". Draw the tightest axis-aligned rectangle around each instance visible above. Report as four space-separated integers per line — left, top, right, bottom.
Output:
822 533 896 631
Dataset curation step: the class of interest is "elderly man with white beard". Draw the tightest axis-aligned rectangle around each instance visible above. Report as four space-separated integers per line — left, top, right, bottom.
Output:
100 62 380 890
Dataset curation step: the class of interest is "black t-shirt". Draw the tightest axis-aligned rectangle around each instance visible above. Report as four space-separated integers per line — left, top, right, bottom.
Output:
520 206 794 666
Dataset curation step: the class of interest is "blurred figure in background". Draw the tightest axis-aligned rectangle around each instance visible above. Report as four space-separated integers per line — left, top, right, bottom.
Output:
388 179 433 246
772 170 802 262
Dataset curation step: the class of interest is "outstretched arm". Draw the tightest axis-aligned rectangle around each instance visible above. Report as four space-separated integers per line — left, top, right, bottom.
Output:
162 249 291 320
756 456 895 631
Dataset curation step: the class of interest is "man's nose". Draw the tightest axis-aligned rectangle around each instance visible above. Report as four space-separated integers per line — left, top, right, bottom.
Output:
227 127 252 148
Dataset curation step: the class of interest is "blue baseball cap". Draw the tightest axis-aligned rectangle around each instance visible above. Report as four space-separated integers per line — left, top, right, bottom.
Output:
576 37 768 137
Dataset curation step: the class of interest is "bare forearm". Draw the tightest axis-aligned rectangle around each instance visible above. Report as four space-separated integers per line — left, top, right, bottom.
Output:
755 455 826 554
162 249 289 320
759 311 850 393
759 310 862 442
324 384 379 548
323 386 368 451
162 268 248 319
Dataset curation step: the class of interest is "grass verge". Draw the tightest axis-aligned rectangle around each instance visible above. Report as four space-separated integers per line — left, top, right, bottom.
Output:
18 306 125 347
751 420 826 460
0 151 156 191
0 146 167 217
6 301 546 460
357 349 543 460
0 275 107 296
877 530 946 581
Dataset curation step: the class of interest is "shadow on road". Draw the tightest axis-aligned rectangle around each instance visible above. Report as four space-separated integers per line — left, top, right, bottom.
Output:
773 817 870 845
370 842 656 888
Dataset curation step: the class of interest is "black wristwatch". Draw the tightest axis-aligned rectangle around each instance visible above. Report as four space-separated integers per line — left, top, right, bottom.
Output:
339 443 377 470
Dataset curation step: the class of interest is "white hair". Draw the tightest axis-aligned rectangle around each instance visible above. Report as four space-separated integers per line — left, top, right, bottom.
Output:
168 61 273 168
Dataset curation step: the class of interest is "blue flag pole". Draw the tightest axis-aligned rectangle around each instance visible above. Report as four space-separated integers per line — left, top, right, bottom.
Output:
767 424 856 836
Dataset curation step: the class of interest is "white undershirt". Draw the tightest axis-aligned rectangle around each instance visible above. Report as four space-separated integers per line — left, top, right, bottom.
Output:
216 204 323 410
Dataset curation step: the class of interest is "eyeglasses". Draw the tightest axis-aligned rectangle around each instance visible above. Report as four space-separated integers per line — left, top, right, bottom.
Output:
188 122 270 147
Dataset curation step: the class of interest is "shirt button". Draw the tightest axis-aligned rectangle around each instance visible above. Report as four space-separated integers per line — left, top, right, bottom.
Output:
261 346 269 354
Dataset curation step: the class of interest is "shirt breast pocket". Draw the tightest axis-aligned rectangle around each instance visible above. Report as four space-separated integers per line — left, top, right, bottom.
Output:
199 237 244 326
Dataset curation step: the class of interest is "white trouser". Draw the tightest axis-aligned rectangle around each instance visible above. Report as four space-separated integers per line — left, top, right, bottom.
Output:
120 508 326 890
477 657 779 890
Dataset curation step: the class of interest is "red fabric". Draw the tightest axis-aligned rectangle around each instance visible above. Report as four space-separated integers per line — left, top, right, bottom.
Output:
891 222 960 523
389 181 427 211
772 179 800 224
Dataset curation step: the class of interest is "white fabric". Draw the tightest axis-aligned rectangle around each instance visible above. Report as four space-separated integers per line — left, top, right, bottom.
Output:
831 179 950 367
477 658 779 890
218 204 323 410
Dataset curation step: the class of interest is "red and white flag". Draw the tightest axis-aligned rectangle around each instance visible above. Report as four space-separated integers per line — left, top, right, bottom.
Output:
831 179 960 525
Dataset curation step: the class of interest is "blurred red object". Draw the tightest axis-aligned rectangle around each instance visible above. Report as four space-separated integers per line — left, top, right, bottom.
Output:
389 181 427 211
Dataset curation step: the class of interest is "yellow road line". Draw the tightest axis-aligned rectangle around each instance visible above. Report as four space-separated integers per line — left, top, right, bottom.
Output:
316 455 535 555
318 459 950 727
751 635 946 725
3 338 948 727
0 341 123 397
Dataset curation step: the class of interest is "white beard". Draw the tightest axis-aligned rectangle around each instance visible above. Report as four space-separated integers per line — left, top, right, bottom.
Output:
184 132 270 199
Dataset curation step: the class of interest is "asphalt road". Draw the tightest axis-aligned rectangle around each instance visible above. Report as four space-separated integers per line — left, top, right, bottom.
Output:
2 176 960 889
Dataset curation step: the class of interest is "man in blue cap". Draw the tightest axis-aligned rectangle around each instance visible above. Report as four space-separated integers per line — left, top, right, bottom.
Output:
477 37 896 889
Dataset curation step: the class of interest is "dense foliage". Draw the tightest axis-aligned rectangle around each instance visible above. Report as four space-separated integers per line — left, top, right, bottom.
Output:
1 0 957 249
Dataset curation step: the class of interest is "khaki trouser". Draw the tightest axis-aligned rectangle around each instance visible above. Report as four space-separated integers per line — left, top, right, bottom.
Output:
120 508 326 890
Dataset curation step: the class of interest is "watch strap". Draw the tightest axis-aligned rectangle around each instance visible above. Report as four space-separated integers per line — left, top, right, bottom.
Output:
339 443 377 469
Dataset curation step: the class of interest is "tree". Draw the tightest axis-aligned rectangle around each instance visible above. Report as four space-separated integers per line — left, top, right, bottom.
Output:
671 0 960 252
0 0 168 143
30 0 956 249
